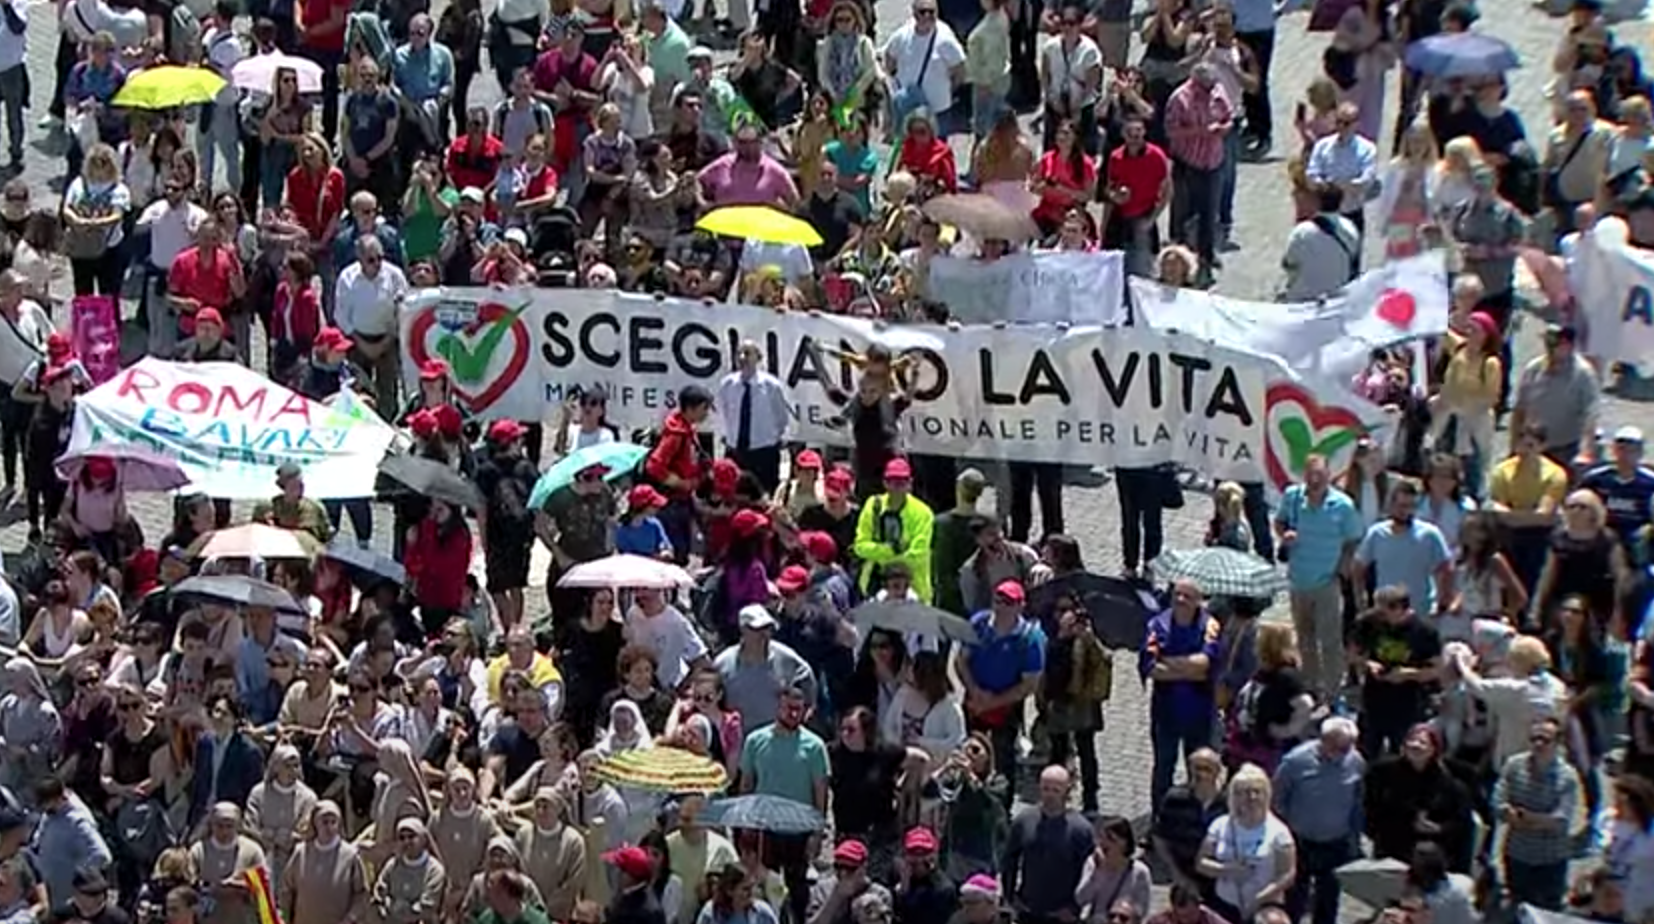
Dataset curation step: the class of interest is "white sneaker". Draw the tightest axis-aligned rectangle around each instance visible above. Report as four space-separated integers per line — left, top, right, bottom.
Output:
36 114 62 131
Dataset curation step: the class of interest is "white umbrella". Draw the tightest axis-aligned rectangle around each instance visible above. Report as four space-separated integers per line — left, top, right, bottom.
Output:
556 554 694 590
231 52 325 95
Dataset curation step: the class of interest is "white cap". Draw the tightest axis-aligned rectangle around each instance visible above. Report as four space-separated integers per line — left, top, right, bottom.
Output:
1615 425 1645 443
738 604 776 631
504 227 529 247
686 45 714 60
460 186 486 203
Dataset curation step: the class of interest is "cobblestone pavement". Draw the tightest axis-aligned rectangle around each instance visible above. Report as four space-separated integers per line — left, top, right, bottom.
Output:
7 0 1654 909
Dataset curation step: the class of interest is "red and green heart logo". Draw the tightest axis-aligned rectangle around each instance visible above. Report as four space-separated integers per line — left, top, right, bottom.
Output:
1264 382 1369 490
406 300 532 414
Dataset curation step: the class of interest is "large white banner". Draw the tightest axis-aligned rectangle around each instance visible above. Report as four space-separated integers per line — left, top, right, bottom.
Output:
1131 253 1450 379
67 359 401 499
399 289 1390 490
1574 228 1654 367
926 251 1127 326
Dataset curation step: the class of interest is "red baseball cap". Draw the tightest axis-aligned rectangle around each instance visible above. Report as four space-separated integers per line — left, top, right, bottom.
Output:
488 419 527 444
884 458 913 481
603 846 654 881
418 359 451 381
833 840 869 866
823 467 854 497
315 327 354 353
795 450 823 470
195 307 224 329
85 457 117 482
731 508 770 537
409 408 439 439
628 484 666 510
776 565 809 594
433 404 463 438
801 530 838 563
994 579 1025 604
711 458 741 486
45 331 73 359
903 827 939 854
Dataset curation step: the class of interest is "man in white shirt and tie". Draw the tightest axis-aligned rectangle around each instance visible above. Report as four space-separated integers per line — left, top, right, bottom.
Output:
716 339 790 493
333 234 409 419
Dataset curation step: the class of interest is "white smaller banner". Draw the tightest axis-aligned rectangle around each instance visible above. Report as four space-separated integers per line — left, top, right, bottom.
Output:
1574 228 1654 367
1132 252 1450 380
926 251 1127 326
67 359 400 499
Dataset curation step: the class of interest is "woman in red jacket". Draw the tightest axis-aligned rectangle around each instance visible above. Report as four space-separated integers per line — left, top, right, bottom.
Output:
404 497 474 634
896 113 958 198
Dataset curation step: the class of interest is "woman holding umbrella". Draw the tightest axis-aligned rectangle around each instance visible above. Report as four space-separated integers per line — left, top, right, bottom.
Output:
405 497 475 634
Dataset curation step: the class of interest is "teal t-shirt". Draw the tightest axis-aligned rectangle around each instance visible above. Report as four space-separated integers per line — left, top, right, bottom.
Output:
738 723 829 807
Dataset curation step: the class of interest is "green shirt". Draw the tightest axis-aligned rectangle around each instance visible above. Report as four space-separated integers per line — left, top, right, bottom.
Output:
645 21 693 95
403 186 460 263
473 904 553 924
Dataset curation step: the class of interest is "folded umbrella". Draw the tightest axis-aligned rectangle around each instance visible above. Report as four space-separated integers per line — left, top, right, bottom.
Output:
557 554 694 590
850 599 980 646
528 442 650 510
1403 32 1521 78
193 523 323 560
323 541 406 587
696 206 824 248
922 193 1039 242
1149 547 1286 600
594 746 728 793
174 574 307 615
55 445 189 493
1027 571 1161 649
379 454 486 511
699 795 826 834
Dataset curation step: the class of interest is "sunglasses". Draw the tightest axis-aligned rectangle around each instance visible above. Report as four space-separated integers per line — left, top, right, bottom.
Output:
350 684 374 694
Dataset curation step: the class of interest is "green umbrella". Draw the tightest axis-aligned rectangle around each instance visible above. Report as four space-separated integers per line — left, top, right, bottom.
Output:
527 442 649 510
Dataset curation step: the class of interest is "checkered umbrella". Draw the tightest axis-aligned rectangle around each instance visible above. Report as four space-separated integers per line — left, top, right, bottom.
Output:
1149 548 1286 599
699 795 826 834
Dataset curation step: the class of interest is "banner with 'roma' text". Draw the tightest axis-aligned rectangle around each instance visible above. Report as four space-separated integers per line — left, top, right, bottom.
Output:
398 288 1390 490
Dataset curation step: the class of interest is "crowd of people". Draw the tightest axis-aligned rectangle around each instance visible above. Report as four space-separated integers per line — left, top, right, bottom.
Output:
0 3 1652 924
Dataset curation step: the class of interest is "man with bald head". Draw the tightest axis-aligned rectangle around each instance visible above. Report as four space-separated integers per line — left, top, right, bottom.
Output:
1139 578 1222 811
1002 765 1093 924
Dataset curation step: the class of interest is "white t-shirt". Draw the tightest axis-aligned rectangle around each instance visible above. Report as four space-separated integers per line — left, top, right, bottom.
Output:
1205 814 1294 913
137 199 209 267
624 604 707 689
601 62 655 140
880 22 964 116
1040 35 1104 108
1281 214 1358 302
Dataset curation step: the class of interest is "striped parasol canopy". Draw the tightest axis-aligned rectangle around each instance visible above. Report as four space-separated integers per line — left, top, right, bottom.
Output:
594 746 729 794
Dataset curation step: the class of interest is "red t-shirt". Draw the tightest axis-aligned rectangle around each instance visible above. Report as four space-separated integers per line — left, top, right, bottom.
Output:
1033 149 1097 227
446 134 504 194
523 164 559 201
286 165 346 243
300 0 351 53
1106 143 1171 220
168 246 242 335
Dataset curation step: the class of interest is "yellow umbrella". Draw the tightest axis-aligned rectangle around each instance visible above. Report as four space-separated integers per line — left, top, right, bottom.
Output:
112 66 227 110
696 205 823 248
594 746 729 793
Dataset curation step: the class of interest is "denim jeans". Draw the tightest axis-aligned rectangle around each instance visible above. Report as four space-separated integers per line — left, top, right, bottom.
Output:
971 86 1007 139
324 498 373 545
1115 467 1166 570
1170 160 1220 269
1218 129 1241 230
1150 702 1213 812
1503 858 1569 911
1288 837 1358 924
261 138 297 213
198 101 243 193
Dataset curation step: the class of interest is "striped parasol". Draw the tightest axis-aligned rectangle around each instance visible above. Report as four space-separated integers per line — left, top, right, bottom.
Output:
594 746 729 794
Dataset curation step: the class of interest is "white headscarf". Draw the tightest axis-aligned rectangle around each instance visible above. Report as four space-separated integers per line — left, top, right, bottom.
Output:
3 658 49 701
597 700 654 756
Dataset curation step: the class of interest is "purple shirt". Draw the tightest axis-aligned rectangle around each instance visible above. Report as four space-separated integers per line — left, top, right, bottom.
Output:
1138 608 1221 724
697 152 797 208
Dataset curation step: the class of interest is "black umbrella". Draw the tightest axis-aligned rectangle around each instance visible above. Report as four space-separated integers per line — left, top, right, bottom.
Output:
173 575 306 615
1027 572 1160 649
323 541 407 587
378 454 486 511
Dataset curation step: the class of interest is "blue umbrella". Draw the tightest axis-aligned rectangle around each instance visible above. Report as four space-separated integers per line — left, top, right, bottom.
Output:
699 795 826 834
528 442 650 510
1403 32 1520 78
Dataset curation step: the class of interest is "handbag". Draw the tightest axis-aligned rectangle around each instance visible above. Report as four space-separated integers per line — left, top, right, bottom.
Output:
891 28 939 128
1542 129 1591 209
62 188 114 260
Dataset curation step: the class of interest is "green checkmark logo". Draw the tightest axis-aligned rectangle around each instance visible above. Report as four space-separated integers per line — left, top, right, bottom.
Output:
1277 417 1362 473
435 306 527 384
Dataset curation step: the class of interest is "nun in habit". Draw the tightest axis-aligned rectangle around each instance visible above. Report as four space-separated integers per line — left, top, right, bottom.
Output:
246 743 319 886
514 787 587 921
366 738 433 866
188 803 268 924
463 836 547 919
428 767 501 921
372 817 447 924
278 801 371 924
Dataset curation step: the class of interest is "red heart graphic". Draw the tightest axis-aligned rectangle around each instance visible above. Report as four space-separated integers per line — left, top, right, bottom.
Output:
1264 381 1367 490
1374 288 1417 328
405 301 531 415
